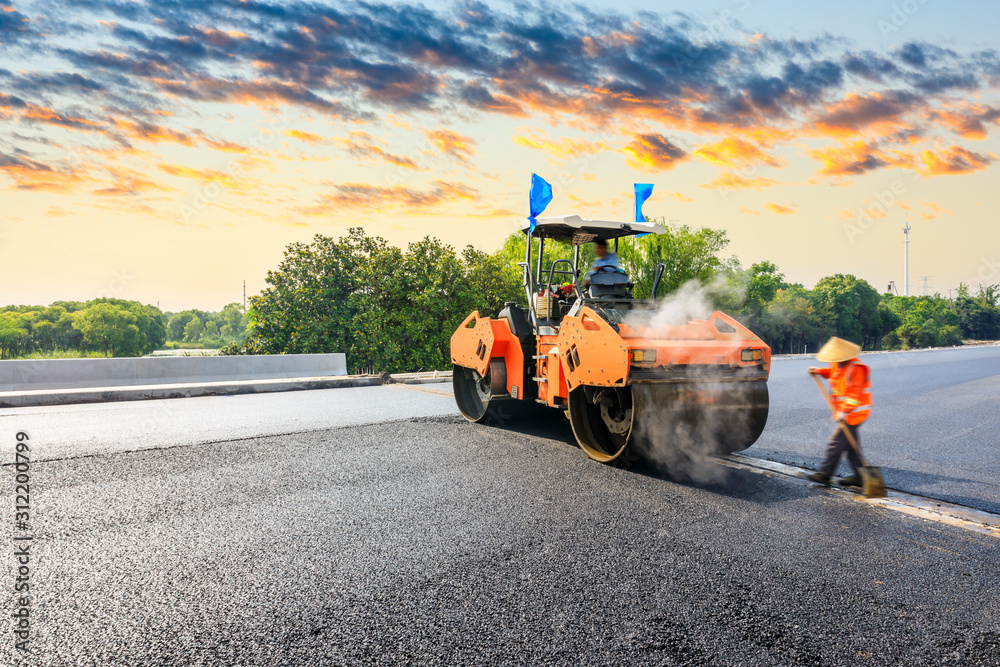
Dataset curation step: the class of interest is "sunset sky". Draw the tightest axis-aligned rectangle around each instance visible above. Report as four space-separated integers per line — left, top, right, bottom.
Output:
2 0 1000 311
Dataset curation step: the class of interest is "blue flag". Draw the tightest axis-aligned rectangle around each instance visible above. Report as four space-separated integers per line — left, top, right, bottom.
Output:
634 183 654 223
528 173 553 233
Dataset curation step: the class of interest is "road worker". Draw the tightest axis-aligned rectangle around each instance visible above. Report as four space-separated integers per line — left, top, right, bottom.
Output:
806 337 872 487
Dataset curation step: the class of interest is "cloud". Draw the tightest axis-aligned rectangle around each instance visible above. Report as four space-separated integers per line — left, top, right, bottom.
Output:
0 152 87 192
738 206 760 215
700 173 779 190
282 129 328 145
93 166 175 196
458 82 528 117
3 0 1000 224
112 119 195 146
302 179 478 215
424 128 476 162
513 129 610 159
766 203 796 214
0 5 31 43
157 163 243 190
920 146 995 175
22 104 102 131
809 141 888 176
694 137 785 169
334 131 420 169
919 200 953 220
929 102 1000 140
623 133 688 171
813 91 920 138
669 192 693 202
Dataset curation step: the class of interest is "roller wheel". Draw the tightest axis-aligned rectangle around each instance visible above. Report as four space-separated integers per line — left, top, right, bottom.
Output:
568 386 635 463
453 360 507 423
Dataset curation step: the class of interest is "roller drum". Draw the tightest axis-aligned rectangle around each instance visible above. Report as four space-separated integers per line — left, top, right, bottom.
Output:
568 380 769 463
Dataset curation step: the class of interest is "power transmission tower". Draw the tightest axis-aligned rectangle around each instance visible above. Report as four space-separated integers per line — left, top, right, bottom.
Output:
902 214 911 297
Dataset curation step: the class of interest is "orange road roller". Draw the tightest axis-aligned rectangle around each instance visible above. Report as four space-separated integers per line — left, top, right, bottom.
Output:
451 214 770 464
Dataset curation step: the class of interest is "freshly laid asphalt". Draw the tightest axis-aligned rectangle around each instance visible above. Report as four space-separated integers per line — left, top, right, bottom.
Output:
2 346 999 665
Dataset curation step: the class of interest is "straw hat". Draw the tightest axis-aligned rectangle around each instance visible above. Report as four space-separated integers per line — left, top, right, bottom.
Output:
815 337 862 363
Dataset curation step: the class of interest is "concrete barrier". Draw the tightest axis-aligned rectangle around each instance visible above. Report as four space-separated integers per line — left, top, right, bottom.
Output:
0 353 348 391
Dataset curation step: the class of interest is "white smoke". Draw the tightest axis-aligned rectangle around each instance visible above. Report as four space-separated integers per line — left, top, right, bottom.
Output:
624 276 756 484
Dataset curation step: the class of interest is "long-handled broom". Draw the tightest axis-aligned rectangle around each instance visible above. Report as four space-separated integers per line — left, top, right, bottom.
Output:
811 374 886 498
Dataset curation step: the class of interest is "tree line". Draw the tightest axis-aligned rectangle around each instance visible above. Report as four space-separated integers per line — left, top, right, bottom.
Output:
0 299 248 359
229 226 1000 373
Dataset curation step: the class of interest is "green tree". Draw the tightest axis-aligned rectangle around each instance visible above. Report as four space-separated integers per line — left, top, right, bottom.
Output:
183 316 204 343
0 314 29 359
72 303 139 356
811 274 883 348
168 312 196 341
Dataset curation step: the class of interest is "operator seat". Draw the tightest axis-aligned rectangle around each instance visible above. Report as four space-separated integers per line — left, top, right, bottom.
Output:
588 270 630 298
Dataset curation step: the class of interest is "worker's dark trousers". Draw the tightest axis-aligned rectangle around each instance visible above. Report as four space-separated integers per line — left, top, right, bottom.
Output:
820 422 863 477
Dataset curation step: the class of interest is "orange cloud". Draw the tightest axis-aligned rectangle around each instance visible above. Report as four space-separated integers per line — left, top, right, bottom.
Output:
813 92 917 139
738 206 761 216
302 180 478 216
566 193 604 209
283 129 327 144
201 137 252 153
334 131 420 169
700 173 779 190
929 102 1000 140
809 141 890 176
513 130 610 159
157 163 243 190
23 104 101 131
425 128 476 162
669 192 694 202
766 203 796 215
920 146 995 175
623 133 688 171
93 166 176 196
694 137 785 168
113 119 195 146
919 200 953 220
0 153 88 192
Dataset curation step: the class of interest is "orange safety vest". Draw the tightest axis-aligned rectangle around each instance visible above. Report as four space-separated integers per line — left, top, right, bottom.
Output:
826 358 872 425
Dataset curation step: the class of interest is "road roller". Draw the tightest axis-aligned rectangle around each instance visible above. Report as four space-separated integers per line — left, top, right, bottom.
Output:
450 214 771 464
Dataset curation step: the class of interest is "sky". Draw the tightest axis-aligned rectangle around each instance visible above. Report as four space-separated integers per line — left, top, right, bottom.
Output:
2 0 1000 311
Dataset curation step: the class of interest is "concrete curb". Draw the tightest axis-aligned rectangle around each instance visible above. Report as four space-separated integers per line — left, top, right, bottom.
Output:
389 371 453 385
0 375 382 408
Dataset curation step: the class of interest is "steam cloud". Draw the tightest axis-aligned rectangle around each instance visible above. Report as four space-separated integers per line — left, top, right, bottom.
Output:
625 277 756 484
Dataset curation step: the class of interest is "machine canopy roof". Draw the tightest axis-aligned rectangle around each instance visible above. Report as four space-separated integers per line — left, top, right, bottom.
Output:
521 214 666 243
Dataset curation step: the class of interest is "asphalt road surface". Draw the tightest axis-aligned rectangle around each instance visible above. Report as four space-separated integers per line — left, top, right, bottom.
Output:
2 347 999 665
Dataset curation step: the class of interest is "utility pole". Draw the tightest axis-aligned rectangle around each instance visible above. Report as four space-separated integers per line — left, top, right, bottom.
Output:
902 214 911 297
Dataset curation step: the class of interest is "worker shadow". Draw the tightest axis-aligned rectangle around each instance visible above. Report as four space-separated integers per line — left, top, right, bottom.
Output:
861 465 1000 515
627 458 818 506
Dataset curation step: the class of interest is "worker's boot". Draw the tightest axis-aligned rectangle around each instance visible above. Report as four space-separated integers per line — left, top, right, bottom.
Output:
807 472 830 485
837 474 862 487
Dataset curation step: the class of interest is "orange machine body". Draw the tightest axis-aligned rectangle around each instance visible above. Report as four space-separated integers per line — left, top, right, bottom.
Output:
452 307 769 408
450 311 525 399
